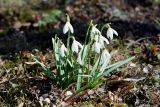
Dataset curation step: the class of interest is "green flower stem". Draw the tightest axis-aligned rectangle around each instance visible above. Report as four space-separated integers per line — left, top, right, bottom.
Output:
66 14 70 22
100 23 111 33
87 43 91 80
67 31 71 50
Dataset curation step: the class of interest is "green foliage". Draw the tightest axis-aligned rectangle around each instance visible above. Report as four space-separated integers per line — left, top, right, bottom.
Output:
32 15 134 92
153 0 160 5
38 9 62 26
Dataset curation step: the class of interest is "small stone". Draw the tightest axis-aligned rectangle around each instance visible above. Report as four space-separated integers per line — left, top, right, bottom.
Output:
98 87 105 93
39 97 44 106
143 67 149 73
44 98 50 103
135 97 140 106
88 89 94 95
118 97 122 102
61 101 68 107
129 62 136 67
18 102 24 107
39 96 43 101
65 91 73 96
39 100 43 106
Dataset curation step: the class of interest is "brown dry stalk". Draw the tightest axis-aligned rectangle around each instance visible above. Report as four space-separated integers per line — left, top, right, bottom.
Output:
64 89 88 105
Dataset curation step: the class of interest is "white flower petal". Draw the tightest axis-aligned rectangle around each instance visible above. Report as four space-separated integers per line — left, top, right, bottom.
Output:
60 49 65 57
63 45 67 52
68 22 74 33
107 28 113 40
52 38 55 48
107 27 118 40
60 44 67 57
99 39 104 48
77 41 83 48
100 50 111 65
99 35 109 48
91 25 101 41
72 40 78 53
101 36 109 44
112 28 118 36
71 40 82 53
92 42 101 53
91 26 100 34
63 22 74 34
63 22 69 34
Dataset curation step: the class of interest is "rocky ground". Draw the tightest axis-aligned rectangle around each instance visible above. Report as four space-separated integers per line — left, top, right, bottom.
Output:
0 0 160 106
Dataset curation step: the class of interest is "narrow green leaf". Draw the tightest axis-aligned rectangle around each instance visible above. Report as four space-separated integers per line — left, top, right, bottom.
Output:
77 46 84 65
78 75 92 78
76 69 82 91
89 57 100 77
82 45 88 61
32 55 56 80
67 59 73 67
101 56 135 77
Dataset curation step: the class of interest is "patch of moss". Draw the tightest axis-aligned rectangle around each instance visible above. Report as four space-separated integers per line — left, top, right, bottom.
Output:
4 60 16 69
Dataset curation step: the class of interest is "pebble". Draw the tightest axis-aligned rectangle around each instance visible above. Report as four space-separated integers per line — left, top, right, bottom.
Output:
44 98 50 103
65 91 73 96
143 67 149 73
88 89 94 95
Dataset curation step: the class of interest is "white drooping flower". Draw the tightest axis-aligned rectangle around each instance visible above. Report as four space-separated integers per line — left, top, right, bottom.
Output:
71 39 83 53
63 21 74 34
91 25 101 35
92 41 101 54
60 44 67 57
99 35 109 47
100 49 111 65
91 25 101 40
107 27 118 40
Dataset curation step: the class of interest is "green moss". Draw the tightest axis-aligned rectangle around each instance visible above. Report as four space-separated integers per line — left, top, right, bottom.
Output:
4 60 16 69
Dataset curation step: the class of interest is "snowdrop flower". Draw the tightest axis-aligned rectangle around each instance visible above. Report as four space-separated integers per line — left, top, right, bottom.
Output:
60 44 67 57
99 35 109 47
63 21 74 34
107 27 118 40
91 25 101 40
91 25 101 35
92 41 101 54
71 39 83 53
100 49 111 65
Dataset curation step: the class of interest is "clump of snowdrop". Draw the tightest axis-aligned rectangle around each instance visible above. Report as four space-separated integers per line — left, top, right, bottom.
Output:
32 15 134 92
